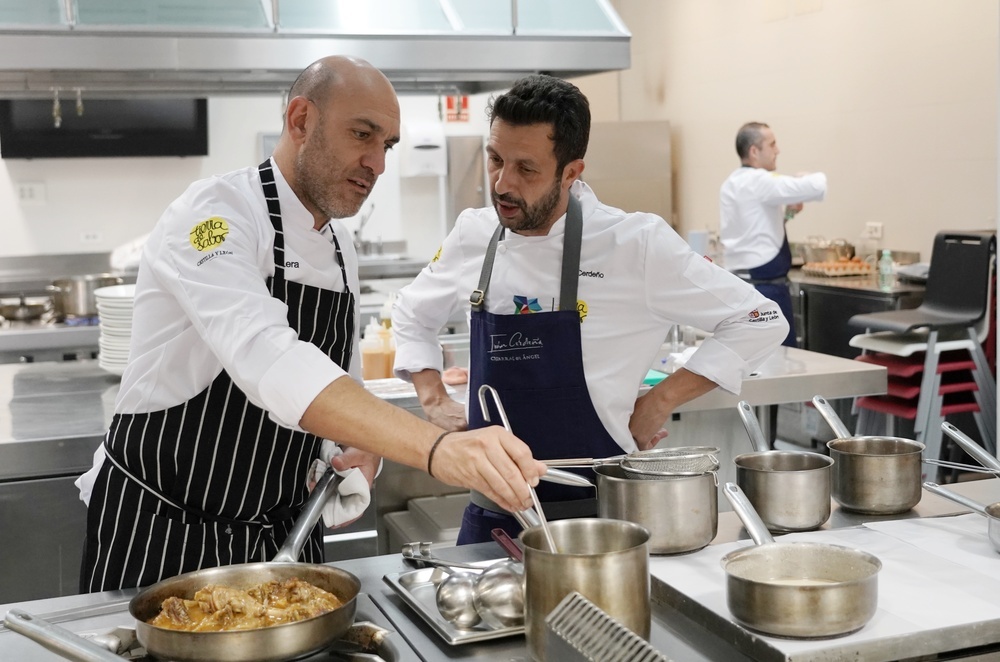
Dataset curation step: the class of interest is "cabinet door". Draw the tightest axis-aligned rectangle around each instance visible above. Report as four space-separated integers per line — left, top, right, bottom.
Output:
0 475 87 602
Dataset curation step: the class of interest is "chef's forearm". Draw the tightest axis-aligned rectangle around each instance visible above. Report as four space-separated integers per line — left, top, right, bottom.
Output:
410 368 452 409
646 368 717 415
299 375 440 470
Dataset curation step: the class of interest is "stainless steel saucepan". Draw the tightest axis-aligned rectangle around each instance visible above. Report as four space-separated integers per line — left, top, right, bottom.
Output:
813 395 923 514
721 483 881 638
922 482 1000 554
735 400 833 531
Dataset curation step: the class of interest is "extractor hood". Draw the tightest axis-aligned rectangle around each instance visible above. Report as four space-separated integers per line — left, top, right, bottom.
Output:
0 0 631 97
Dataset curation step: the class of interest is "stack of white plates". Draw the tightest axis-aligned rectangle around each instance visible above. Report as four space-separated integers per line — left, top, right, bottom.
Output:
94 284 136 376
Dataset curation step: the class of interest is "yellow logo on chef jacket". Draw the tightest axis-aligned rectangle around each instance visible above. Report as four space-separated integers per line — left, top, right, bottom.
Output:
431 245 443 263
576 299 588 323
189 217 230 252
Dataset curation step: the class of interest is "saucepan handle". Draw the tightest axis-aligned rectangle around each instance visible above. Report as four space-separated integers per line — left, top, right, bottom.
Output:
723 482 776 546
941 422 1000 473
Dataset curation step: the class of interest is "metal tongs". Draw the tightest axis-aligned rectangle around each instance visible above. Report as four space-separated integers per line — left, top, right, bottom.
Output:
478 384 559 553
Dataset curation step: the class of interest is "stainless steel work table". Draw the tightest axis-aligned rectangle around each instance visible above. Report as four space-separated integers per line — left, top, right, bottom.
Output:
2 479 998 661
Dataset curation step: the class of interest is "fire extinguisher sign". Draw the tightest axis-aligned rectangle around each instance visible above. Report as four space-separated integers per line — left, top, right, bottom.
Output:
446 95 469 122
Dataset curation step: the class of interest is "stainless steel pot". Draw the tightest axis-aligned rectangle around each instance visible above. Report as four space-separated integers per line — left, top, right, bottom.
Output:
521 518 650 662
813 395 924 514
595 464 716 554
722 483 881 638
922 482 1000 554
735 401 833 531
49 273 123 319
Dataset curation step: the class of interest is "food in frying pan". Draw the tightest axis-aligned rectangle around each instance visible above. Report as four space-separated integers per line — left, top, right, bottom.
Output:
148 577 343 631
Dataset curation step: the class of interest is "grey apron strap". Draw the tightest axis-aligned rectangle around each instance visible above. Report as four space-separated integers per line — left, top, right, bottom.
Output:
470 192 584 312
559 193 583 312
470 224 504 311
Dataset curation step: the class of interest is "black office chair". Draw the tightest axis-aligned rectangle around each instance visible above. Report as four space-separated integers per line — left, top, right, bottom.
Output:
849 231 995 334
848 231 996 469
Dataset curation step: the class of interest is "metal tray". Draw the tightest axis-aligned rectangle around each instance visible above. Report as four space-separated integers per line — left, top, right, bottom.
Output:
383 563 524 645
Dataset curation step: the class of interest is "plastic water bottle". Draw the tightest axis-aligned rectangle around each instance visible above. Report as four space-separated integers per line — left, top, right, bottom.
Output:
877 249 894 290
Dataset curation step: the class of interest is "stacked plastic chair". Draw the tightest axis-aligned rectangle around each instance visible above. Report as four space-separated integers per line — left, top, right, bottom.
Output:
846 231 997 476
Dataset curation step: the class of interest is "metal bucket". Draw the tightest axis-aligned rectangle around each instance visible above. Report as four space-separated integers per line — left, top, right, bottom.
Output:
595 464 717 554
521 518 650 662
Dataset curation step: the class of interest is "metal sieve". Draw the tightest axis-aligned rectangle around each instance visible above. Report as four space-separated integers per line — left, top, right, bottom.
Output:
619 446 720 480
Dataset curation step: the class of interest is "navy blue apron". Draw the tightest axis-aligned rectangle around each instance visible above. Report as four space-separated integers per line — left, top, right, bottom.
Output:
746 235 796 347
80 160 355 591
457 194 621 544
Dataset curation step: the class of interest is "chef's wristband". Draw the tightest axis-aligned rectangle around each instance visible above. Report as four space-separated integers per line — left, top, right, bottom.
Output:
427 431 451 478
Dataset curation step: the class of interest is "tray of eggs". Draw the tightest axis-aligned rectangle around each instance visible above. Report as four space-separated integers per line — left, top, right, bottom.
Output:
801 257 874 277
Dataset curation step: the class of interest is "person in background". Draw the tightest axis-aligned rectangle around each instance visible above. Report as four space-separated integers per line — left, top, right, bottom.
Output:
77 55 546 592
392 75 788 544
719 121 827 347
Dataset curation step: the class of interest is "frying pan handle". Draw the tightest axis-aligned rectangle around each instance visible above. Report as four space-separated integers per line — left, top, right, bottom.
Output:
3 609 122 662
737 400 770 452
723 483 776 545
273 468 344 562
941 423 1000 472
811 396 853 440
922 481 988 516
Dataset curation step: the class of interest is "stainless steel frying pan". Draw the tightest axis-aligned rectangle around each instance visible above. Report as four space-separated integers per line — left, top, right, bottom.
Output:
7 470 361 662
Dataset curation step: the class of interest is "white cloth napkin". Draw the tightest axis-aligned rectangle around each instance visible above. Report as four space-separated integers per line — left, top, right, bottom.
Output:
308 441 373 528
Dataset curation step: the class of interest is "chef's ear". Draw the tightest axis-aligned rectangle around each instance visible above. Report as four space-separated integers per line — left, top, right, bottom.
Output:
561 159 585 188
284 96 313 145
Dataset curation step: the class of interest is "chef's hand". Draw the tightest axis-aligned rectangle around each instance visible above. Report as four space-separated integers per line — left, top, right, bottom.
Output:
411 368 469 432
630 368 718 450
330 446 380 487
428 426 545 514
629 390 671 451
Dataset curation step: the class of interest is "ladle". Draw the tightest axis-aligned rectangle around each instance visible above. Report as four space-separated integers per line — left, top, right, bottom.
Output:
431 529 528 630
478 384 558 553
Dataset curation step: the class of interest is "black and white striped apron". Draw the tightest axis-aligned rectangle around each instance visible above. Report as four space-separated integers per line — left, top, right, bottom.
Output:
81 160 355 592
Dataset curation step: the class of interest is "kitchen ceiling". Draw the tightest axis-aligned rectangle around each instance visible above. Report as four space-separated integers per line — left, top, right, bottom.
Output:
0 0 631 97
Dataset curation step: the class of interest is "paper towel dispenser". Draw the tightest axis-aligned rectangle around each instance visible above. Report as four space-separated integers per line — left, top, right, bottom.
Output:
400 122 447 177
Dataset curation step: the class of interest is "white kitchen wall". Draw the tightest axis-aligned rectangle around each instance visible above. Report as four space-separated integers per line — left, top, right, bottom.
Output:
582 0 998 262
0 93 493 262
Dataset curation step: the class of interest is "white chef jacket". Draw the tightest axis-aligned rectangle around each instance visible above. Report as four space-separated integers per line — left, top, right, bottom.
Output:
78 159 361 503
392 180 788 453
720 167 827 272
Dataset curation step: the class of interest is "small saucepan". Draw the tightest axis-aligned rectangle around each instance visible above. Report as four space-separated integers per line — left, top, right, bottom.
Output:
734 401 833 532
813 395 924 514
922 482 1000 554
721 483 882 638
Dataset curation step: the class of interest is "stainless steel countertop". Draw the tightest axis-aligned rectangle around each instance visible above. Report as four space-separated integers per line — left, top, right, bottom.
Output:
2 479 997 661
0 346 886 480
0 346 885 447
789 269 926 296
